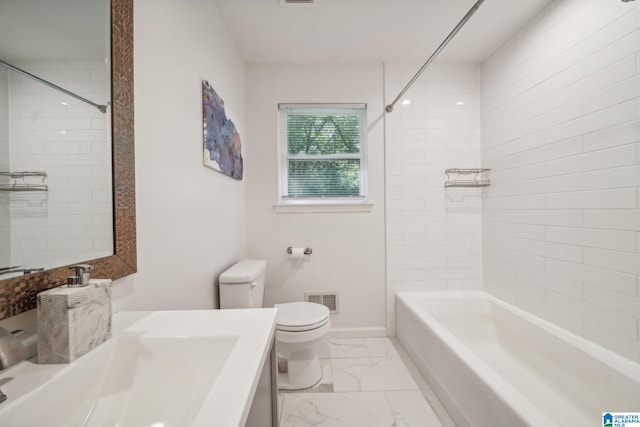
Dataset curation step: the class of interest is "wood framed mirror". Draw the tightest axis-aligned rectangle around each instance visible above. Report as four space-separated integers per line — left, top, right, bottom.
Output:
0 0 135 320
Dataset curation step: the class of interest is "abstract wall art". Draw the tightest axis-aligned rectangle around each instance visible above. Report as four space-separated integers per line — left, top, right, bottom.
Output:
202 80 243 180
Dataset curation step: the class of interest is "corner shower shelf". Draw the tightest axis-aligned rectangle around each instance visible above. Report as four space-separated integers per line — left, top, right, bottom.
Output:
0 171 48 192
444 168 491 188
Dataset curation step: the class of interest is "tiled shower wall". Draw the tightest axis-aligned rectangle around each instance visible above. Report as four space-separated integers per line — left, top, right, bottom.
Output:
385 63 482 333
0 68 8 167
0 68 9 266
7 60 112 269
481 0 640 362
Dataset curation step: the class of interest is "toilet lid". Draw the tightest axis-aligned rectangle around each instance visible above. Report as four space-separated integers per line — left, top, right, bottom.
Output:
275 302 329 329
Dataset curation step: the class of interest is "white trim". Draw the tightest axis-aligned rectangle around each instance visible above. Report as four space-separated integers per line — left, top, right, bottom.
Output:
288 153 362 161
274 201 374 213
279 103 365 110
326 327 387 339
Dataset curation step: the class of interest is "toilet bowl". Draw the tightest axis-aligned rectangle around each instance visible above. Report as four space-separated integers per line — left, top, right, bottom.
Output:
218 259 331 390
274 301 330 390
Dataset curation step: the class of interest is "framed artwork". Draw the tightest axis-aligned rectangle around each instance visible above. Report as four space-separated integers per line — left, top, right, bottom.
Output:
202 80 243 179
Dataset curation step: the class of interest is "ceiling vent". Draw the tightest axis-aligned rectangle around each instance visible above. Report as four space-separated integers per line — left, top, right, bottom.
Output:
281 0 317 5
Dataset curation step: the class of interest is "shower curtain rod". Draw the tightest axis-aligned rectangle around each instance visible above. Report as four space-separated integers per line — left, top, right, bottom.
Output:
385 0 486 113
0 60 109 114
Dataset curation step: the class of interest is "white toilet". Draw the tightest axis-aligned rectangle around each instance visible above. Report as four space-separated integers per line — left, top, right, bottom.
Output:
219 259 330 390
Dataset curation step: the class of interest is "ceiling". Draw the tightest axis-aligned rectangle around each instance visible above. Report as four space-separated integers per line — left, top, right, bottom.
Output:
0 0 108 62
0 0 553 65
214 0 554 63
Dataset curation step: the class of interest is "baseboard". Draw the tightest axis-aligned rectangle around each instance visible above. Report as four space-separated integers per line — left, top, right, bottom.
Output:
326 326 387 339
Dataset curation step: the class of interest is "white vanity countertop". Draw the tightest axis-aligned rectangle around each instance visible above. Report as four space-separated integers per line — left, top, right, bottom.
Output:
0 308 277 427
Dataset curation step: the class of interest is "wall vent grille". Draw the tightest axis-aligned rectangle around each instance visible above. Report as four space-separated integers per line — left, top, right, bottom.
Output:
305 292 338 313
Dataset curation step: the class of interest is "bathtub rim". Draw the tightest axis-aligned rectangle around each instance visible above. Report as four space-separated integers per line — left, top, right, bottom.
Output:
396 290 640 382
396 291 554 427
396 290 640 427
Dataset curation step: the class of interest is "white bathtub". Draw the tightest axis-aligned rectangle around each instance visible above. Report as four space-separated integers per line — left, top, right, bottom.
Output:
396 291 640 427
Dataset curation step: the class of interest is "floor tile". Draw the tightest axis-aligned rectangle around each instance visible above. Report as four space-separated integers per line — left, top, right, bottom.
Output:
277 337 453 427
399 356 430 390
331 356 419 392
319 338 370 358
279 392 394 427
364 337 407 357
421 388 457 427
385 390 442 426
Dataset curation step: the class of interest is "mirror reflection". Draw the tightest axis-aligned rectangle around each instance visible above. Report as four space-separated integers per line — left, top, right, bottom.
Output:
0 0 113 278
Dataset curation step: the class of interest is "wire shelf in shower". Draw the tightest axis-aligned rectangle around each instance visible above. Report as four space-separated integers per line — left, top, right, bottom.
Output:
0 171 48 192
444 168 491 188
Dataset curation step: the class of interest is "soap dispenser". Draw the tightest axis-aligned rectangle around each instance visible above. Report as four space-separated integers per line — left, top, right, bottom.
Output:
37 264 112 364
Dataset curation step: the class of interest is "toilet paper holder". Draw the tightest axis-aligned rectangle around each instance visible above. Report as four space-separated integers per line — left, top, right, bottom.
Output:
287 247 313 255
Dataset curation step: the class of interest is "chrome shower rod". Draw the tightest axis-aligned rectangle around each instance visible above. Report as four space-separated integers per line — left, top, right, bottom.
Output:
385 0 486 113
0 60 109 114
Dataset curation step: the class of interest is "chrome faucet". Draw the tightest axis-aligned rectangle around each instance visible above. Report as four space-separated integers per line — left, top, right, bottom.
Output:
67 264 94 287
0 326 27 370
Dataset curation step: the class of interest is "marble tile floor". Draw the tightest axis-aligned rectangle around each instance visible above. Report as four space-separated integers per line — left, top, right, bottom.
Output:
278 337 456 427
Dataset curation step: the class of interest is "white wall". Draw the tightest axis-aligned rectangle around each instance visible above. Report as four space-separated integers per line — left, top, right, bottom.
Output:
245 63 386 331
113 0 246 311
481 0 640 362
384 62 483 333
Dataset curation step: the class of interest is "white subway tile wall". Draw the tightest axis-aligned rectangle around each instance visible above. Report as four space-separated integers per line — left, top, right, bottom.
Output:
7 60 112 269
481 0 640 362
0 67 9 267
385 63 483 333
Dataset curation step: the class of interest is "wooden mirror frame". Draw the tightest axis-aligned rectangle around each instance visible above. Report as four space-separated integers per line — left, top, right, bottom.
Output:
0 0 136 320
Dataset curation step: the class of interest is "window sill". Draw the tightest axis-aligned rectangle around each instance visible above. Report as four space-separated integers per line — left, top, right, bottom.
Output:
273 200 374 213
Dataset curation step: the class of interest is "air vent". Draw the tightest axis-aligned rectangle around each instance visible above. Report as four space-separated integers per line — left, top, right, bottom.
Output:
281 0 316 5
305 292 339 313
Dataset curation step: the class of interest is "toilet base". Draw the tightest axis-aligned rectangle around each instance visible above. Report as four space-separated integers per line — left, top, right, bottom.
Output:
277 351 323 390
277 342 322 390
275 315 330 391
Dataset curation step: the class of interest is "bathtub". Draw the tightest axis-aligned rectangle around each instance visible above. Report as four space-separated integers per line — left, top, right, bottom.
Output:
396 291 640 427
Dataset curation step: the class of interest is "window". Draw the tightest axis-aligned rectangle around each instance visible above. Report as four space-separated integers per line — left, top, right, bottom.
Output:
278 104 368 207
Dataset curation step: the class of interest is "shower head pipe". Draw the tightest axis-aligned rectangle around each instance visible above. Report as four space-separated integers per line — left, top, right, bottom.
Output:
385 0 486 113
0 60 109 114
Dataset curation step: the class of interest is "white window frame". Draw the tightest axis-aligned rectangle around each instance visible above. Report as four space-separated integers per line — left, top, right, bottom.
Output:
275 103 372 213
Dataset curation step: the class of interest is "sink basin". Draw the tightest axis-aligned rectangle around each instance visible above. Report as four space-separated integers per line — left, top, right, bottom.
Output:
0 309 277 427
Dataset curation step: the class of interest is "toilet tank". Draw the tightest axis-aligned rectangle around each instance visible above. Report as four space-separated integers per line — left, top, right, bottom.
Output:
218 259 266 309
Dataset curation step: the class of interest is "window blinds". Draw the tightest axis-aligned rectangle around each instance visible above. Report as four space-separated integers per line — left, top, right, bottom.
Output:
278 104 367 199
